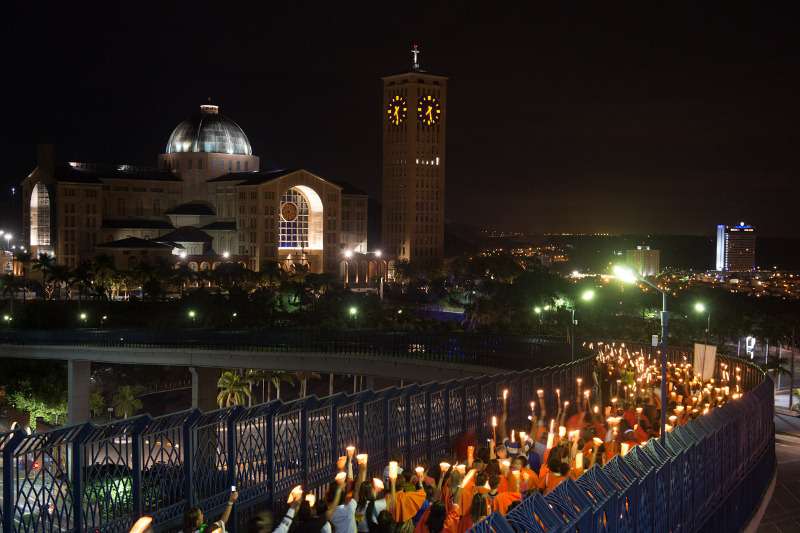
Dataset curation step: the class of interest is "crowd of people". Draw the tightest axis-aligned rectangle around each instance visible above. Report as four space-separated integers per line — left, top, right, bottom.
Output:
127 343 740 533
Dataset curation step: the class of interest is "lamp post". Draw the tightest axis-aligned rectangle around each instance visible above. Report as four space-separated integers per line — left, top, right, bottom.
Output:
565 289 595 361
613 265 669 443
694 302 711 346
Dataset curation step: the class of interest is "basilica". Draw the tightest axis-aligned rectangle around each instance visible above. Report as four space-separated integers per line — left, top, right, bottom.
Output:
21 49 447 283
21 104 370 277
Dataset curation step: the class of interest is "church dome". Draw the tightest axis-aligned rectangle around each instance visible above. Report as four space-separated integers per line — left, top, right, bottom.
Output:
166 104 252 155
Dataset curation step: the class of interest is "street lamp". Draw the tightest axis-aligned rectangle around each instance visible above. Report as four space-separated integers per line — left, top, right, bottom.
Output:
188 309 196 324
565 289 596 361
348 306 358 318
694 302 711 345
79 312 88 323
100 315 108 328
613 264 669 443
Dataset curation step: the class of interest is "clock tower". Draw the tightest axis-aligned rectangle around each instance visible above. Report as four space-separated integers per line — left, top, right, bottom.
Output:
382 45 447 263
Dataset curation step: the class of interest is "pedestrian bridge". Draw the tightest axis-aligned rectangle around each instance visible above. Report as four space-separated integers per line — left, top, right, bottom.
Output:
0 336 775 532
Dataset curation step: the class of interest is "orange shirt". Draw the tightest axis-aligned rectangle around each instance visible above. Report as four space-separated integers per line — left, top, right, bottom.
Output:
520 467 539 492
542 472 566 494
566 412 586 431
442 507 461 533
393 489 427 523
414 505 432 533
492 491 521 515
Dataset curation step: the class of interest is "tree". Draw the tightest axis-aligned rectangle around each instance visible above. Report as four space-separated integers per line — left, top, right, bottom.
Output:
112 386 143 419
32 253 58 299
216 371 252 408
89 391 106 418
294 371 321 398
9 391 67 430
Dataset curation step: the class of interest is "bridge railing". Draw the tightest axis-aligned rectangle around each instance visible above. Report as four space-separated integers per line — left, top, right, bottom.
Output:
475 350 775 533
0 329 575 370
0 348 593 532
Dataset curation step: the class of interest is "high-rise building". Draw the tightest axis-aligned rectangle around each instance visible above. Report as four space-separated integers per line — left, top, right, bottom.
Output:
716 222 756 271
625 245 660 277
382 45 446 262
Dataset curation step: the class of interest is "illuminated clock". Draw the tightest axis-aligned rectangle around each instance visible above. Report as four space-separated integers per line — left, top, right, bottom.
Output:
417 94 441 126
386 95 407 126
281 202 298 222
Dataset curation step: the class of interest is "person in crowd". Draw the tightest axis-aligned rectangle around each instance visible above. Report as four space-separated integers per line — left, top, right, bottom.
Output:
183 488 238 532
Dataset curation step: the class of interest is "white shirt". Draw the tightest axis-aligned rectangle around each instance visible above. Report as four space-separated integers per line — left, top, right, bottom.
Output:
331 499 358 533
274 507 295 533
372 498 387 523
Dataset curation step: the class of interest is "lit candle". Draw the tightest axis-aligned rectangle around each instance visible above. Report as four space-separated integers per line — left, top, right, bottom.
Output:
455 464 466 475
356 453 368 465
346 445 355 458
388 461 398 480
500 459 511 472
415 466 424 478
305 493 316 507
439 462 450 472
592 437 603 447
575 451 583 469
558 425 566 438
546 432 555 449
511 429 515 443
491 415 497 440
537 389 544 398
621 443 630 456
503 389 509 401
549 419 555 433
467 445 474 464
336 471 347 483
287 484 303 504
372 478 384 491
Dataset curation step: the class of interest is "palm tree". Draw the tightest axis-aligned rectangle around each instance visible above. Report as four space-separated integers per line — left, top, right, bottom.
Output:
216 370 252 408
294 371 321 398
32 253 57 299
112 386 143 419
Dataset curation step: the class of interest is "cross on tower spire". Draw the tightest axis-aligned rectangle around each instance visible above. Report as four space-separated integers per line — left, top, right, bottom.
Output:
411 43 420 71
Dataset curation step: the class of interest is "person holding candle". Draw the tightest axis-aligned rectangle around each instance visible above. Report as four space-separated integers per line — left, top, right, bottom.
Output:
391 469 428 530
326 449 367 533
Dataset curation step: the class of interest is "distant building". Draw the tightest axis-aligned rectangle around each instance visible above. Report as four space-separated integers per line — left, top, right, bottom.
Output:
625 245 660 277
716 222 756 272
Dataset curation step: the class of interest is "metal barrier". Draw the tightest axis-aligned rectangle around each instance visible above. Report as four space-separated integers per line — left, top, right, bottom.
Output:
0 329 574 371
479 352 775 533
0 348 594 532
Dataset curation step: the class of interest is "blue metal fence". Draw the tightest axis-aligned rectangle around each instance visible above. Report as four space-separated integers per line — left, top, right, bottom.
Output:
476 353 775 533
0 347 774 533
0 353 593 532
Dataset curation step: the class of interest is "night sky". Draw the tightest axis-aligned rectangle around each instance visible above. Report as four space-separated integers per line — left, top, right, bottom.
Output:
2 3 798 237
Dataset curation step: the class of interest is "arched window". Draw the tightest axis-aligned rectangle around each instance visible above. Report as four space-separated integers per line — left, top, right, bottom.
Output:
279 188 309 249
30 183 51 246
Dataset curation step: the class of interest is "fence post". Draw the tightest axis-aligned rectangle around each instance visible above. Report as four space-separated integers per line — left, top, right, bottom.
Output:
2 431 24 533
131 417 147 520
71 424 91 532
227 408 238 533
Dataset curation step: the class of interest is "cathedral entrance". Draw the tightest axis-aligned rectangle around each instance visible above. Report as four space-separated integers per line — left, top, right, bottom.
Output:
277 185 324 273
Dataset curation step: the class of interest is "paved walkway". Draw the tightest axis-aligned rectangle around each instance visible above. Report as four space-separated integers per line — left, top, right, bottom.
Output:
757 407 800 532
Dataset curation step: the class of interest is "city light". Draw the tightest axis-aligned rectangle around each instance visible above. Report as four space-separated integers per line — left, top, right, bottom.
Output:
179 251 187 259
374 250 382 258
344 250 353 259
533 306 542 314
188 310 196 319
581 289 595 302
222 251 230 259
79 312 88 322
348 306 358 317
612 265 638 284
694 302 706 313
2 315 11 322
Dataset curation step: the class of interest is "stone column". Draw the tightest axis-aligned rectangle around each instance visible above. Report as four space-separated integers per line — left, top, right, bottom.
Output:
191 367 219 412
67 360 91 425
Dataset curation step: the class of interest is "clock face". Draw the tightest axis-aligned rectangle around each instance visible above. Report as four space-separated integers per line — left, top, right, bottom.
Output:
281 202 298 222
386 95 407 126
417 95 441 126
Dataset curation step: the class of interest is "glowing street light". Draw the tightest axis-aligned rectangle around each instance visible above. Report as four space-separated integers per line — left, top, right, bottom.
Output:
344 250 353 259
581 289 595 302
613 264 669 443
565 289 597 361
348 306 358 317
188 309 196 323
533 306 542 314
79 312 88 322
2 314 11 323
222 251 230 259
694 302 711 346
374 250 382 258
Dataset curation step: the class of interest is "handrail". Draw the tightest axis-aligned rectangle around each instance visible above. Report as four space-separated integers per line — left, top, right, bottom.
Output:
0 329 577 371
472 347 775 533
0 337 592 532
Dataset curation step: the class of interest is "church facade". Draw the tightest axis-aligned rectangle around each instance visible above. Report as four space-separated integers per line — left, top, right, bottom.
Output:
21 104 369 275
